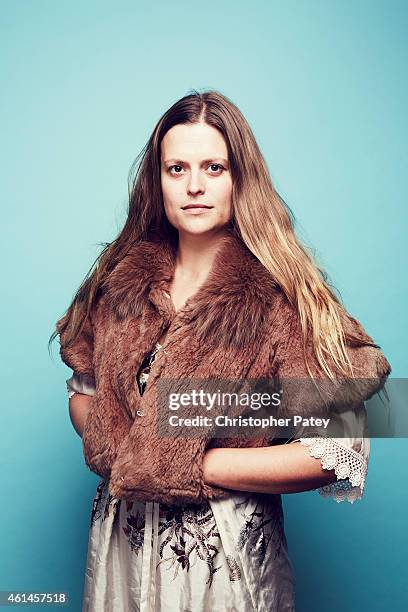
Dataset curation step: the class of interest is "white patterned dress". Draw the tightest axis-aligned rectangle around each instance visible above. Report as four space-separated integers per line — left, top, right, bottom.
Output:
66 342 370 611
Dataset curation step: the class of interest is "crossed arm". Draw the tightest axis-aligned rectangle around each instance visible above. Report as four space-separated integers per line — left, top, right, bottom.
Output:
70 393 337 496
202 443 338 495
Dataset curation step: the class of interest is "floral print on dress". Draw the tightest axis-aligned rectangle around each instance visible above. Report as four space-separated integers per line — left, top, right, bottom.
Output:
225 554 242 582
90 478 118 527
156 500 223 588
235 494 286 564
122 507 145 555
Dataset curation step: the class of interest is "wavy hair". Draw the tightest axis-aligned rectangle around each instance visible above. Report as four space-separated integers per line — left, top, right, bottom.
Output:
49 88 377 379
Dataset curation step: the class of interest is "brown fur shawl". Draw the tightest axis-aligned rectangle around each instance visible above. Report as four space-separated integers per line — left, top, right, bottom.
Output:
56 229 391 505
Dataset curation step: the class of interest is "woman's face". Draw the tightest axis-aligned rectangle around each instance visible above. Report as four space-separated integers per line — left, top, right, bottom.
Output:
160 121 233 237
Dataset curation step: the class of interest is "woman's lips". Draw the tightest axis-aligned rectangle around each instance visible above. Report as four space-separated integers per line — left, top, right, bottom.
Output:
182 206 213 215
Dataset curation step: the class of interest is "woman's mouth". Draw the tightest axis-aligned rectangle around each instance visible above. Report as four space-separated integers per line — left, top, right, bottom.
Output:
181 204 213 214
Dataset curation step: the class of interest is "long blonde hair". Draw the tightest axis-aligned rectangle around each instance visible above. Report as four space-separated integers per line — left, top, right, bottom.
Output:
49 88 375 379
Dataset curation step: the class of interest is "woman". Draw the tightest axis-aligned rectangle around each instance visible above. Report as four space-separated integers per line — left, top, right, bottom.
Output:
50 90 391 611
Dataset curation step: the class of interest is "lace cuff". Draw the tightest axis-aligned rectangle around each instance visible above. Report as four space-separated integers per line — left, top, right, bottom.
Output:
293 436 368 504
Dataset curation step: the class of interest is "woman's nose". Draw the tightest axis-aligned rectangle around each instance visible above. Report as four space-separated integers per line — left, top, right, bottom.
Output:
187 170 205 194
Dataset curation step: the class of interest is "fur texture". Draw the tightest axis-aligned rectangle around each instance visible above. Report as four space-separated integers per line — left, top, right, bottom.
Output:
56 229 392 505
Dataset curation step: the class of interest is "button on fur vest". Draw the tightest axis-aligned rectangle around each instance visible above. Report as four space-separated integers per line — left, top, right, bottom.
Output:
56 229 391 506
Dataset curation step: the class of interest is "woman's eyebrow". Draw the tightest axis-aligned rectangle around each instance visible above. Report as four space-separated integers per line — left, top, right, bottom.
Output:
163 158 228 165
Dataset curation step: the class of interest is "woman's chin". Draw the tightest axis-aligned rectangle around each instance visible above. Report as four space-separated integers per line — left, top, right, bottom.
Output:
176 221 227 236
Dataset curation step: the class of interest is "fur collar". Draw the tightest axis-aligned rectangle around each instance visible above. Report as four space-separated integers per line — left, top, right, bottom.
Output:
102 228 282 350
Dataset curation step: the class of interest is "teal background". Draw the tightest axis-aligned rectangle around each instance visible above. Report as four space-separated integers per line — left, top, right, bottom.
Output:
1 1 407 610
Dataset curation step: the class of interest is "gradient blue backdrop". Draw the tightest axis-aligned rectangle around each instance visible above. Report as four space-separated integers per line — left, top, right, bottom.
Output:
1 1 406 610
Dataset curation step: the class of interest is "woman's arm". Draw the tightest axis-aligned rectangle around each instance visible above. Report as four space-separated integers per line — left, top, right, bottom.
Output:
69 393 92 438
202 442 339 495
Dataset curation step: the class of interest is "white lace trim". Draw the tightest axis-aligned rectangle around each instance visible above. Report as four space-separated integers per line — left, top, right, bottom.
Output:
294 437 368 504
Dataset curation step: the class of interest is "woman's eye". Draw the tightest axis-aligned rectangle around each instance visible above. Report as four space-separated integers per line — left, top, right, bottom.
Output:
168 163 225 175
169 165 183 174
209 163 223 173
